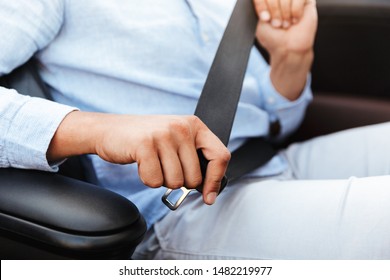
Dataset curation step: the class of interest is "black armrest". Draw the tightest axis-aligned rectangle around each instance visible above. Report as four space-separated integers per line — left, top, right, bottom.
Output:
0 168 146 259
1 59 146 259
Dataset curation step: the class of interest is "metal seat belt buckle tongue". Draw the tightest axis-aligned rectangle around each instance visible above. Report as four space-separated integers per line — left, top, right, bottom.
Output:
162 150 228 211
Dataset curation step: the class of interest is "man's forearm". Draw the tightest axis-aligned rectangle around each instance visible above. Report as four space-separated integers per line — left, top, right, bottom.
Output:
47 111 98 162
269 49 314 101
46 111 230 205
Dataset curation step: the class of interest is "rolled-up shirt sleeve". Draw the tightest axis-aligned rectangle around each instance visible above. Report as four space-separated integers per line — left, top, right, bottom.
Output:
259 67 313 140
0 88 77 171
0 0 74 171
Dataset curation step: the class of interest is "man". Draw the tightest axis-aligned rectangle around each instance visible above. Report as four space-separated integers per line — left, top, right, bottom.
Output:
1 0 390 259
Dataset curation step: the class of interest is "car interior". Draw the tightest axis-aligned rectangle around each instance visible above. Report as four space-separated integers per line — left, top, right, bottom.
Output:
1 0 389 259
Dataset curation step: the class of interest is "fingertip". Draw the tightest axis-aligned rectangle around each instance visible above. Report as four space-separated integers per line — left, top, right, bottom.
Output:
291 0 306 22
271 18 282 28
205 192 218 205
259 10 271 22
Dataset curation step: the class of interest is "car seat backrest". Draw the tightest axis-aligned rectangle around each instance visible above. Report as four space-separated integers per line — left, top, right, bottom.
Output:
287 0 390 142
313 0 390 97
0 60 50 99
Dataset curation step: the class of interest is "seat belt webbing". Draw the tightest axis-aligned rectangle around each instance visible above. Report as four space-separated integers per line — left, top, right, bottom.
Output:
162 0 277 209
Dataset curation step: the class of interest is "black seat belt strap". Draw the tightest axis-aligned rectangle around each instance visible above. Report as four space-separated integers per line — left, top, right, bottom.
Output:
162 0 276 210
194 0 258 146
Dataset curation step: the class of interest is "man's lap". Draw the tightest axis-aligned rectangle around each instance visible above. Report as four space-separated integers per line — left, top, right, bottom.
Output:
133 122 390 259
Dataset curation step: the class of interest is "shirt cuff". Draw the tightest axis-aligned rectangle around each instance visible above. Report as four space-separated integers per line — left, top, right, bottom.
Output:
2 90 77 171
259 69 313 138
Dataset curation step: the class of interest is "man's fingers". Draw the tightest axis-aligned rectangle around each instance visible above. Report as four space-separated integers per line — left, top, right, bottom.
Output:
137 146 164 188
134 115 230 205
178 144 203 189
194 117 230 205
155 116 202 190
158 144 185 189
202 157 230 205
266 0 283 28
254 0 271 22
254 0 309 28
291 0 306 23
280 0 292 28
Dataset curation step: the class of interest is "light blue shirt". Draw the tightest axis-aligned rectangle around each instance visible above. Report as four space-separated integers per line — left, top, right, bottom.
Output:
0 0 312 227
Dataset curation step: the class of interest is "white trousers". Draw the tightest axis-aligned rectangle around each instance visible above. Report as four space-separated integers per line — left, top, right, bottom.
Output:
133 122 390 259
